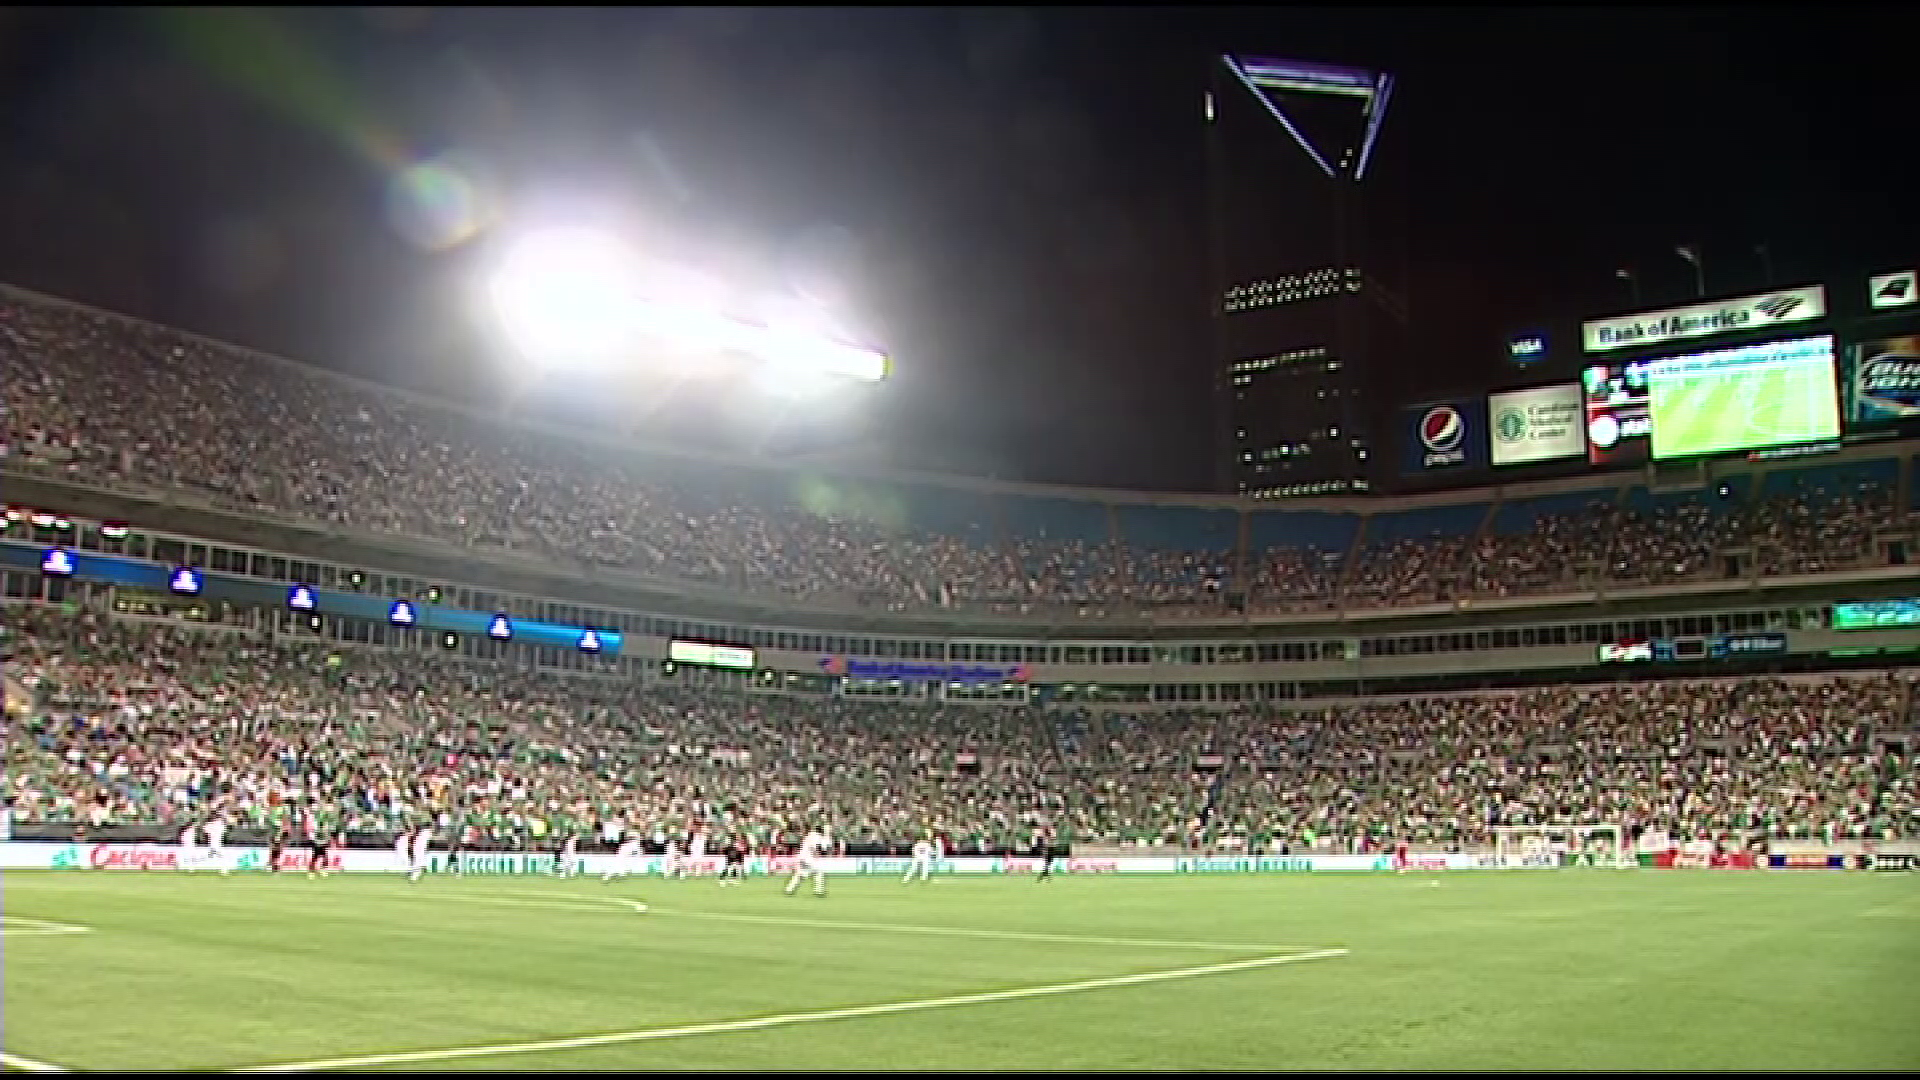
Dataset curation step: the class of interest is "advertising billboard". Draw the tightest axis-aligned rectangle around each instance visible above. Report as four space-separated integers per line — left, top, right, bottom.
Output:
1400 399 1487 475
1507 331 1549 369
1584 335 1840 464
1831 598 1920 631
669 640 756 670
1844 333 1920 425
1582 360 1652 465
1644 335 1839 460
1488 383 1584 466
1868 270 1917 311
1581 285 1827 354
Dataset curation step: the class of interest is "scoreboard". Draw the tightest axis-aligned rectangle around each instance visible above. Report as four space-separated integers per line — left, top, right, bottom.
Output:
1597 633 1789 664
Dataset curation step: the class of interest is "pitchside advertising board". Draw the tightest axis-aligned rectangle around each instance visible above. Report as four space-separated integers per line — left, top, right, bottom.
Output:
1488 383 1583 466
0 842 1563 874
1400 399 1488 475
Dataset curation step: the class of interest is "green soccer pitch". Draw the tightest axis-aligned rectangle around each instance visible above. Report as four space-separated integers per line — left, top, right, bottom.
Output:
3 869 1916 1072
1648 356 1840 460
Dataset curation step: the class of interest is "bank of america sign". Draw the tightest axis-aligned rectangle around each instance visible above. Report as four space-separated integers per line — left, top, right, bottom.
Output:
1582 285 1827 354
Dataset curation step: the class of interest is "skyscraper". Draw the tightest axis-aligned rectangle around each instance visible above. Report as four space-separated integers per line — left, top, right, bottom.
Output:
1208 56 1404 497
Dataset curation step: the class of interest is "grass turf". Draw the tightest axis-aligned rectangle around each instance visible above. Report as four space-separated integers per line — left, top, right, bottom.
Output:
3 867 1916 1071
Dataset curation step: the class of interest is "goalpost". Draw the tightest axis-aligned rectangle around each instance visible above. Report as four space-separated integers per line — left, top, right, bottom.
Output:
1492 823 1635 868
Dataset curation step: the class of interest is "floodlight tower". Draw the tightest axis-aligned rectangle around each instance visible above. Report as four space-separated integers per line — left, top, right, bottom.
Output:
1207 56 1403 497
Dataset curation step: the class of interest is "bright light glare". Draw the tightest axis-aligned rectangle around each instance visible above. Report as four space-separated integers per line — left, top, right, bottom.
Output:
488 227 643 369
485 225 889 384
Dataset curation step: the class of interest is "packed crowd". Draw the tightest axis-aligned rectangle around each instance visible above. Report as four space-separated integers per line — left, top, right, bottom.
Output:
3 290 1909 622
7 608 1916 853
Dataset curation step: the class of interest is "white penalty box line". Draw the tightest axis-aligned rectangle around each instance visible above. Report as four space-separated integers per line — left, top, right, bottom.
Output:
232 947 1350 1072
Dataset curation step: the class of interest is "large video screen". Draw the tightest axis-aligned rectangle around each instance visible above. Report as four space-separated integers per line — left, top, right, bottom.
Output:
1644 335 1840 460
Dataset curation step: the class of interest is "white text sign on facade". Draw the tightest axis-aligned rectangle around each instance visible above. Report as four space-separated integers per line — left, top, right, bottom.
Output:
1489 383 1584 465
1581 285 1827 354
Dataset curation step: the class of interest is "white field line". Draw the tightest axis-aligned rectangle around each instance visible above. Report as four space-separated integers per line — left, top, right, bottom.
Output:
635 906 1318 954
232 947 1349 1073
541 890 1323 952
0 916 92 936
480 887 1328 945
0 1051 68 1073
431 889 1317 953
395 893 648 916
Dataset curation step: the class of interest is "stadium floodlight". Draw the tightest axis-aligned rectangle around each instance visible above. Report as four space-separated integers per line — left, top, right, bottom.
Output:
484 222 891 388
487 226 646 370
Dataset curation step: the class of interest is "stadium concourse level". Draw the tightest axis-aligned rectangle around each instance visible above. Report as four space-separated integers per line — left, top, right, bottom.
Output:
6 607 1918 854
3 287 1916 623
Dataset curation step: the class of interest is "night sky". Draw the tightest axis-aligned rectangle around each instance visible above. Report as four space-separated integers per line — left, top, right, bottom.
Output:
1 7 1913 492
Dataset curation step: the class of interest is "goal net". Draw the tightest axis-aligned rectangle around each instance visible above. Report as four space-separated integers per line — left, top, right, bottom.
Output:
1491 823 1634 868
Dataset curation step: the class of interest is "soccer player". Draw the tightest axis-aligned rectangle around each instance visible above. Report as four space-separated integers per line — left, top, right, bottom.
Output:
905 833 936 884
408 823 434 883
204 814 230 876
305 828 331 879
393 825 413 876
557 832 579 878
267 824 287 874
178 821 203 872
784 826 832 897
664 831 685 880
1394 838 1411 874
1031 828 1053 882
718 833 747 886
688 825 708 876
448 819 471 875
604 830 645 883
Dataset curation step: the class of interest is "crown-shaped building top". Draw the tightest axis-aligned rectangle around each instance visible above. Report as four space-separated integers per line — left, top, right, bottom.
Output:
1221 56 1393 181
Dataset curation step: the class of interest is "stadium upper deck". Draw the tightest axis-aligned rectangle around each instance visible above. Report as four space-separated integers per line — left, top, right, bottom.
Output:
4 283 1917 631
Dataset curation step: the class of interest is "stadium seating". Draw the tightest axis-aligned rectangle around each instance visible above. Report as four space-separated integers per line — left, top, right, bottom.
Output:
3 286 1912 621
6 607 1916 852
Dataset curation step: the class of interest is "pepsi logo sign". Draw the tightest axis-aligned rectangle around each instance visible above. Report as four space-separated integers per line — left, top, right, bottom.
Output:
1413 404 1475 469
1420 406 1464 452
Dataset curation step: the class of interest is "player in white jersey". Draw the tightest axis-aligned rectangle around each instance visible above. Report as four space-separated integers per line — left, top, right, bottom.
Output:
784 828 832 896
688 827 707 875
557 832 579 878
178 822 203 872
663 833 685 879
204 815 230 876
604 833 645 882
408 825 434 882
905 834 936 884
394 827 413 876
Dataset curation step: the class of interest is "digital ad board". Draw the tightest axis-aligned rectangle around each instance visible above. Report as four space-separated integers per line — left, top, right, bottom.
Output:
1844 333 1920 425
1400 398 1487 475
1582 360 1652 465
1584 334 1840 463
1488 383 1584 466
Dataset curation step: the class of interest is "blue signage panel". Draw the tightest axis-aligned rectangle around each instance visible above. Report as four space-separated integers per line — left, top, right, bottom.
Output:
3 542 623 656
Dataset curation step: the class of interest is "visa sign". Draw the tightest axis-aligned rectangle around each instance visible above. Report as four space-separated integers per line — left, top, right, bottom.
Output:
1582 285 1826 354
